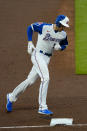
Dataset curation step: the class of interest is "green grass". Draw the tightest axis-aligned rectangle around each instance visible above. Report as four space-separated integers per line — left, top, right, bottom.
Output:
75 0 87 74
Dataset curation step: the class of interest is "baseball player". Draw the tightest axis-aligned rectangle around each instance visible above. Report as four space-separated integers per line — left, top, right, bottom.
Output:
6 15 69 115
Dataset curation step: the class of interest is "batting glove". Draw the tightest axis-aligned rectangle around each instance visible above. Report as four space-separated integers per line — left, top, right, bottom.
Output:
28 41 35 55
54 43 61 50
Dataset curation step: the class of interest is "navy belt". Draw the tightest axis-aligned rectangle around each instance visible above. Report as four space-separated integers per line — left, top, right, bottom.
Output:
40 50 52 57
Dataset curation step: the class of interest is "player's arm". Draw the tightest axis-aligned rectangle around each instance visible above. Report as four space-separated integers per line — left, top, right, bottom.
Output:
27 25 34 55
27 22 43 55
59 36 68 51
27 22 44 55
27 25 33 42
27 22 44 41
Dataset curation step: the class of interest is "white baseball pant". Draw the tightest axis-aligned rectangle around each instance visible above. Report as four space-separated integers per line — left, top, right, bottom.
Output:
8 50 50 110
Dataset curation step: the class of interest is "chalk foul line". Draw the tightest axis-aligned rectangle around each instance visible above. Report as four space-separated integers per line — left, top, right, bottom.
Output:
0 125 51 129
0 124 87 128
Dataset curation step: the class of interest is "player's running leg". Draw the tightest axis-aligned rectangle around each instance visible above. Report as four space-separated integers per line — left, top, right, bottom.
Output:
6 66 39 112
32 51 53 115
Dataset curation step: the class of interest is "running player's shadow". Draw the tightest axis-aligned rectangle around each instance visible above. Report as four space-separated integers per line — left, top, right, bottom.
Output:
16 105 37 110
38 113 53 120
5 105 37 114
8 105 38 113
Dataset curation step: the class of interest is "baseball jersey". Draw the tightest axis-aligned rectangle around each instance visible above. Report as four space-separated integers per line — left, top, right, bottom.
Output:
27 22 68 54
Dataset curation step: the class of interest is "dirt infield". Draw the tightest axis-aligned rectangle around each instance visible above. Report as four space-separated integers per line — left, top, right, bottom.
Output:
0 0 87 131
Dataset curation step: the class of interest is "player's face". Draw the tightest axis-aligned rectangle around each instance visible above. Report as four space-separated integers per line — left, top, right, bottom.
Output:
54 24 66 32
58 25 65 31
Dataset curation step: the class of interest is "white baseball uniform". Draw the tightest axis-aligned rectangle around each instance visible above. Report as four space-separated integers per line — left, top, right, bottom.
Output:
8 22 68 110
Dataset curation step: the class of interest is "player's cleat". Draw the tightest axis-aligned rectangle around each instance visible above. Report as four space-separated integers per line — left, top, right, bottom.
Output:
38 109 53 115
6 94 12 112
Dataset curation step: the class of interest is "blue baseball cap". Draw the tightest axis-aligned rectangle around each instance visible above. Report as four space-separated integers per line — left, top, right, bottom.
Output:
55 15 69 27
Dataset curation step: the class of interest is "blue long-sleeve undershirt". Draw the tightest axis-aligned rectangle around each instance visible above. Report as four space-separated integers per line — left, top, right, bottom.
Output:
27 25 33 41
27 22 51 41
60 37 68 51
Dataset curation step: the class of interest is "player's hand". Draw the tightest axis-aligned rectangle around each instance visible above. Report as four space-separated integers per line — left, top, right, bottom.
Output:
28 41 35 55
54 43 61 50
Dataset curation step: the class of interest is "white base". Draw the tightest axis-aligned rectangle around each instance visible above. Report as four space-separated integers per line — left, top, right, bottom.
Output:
50 118 73 126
